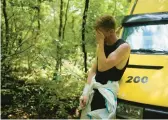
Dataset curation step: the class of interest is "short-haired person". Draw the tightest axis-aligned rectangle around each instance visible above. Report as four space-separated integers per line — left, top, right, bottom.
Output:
79 15 130 119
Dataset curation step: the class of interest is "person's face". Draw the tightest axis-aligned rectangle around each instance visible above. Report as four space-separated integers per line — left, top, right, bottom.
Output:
97 28 114 40
98 28 109 38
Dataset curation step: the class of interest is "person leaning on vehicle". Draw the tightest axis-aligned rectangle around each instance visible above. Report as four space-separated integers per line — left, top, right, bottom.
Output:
79 15 130 119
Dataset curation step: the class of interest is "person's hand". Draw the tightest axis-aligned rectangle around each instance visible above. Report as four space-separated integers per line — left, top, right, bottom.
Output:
96 30 105 44
79 95 88 108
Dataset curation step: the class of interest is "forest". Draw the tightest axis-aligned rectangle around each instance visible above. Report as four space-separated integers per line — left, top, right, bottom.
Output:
1 0 130 118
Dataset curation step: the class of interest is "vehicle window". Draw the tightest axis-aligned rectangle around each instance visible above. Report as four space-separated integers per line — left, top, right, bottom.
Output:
123 24 168 54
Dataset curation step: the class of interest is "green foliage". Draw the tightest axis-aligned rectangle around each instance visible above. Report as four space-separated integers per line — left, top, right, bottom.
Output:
1 0 130 118
1 74 84 119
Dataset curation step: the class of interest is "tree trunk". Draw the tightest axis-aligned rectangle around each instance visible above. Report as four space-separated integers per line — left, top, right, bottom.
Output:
54 0 63 80
112 0 117 15
2 0 10 62
71 16 76 40
37 0 41 31
62 0 70 41
81 0 90 73
59 0 70 73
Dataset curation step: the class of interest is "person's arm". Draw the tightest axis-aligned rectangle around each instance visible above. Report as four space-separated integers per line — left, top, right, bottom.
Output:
96 30 130 72
87 59 97 84
86 45 98 84
81 54 97 96
79 49 98 108
98 43 130 72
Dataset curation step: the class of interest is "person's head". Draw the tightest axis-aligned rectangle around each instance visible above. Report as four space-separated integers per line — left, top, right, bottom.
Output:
94 15 116 40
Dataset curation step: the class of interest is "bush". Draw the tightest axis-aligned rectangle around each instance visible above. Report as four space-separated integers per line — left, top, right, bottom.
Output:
1 73 85 119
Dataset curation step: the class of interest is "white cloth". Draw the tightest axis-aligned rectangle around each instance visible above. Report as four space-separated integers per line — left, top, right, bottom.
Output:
80 76 119 119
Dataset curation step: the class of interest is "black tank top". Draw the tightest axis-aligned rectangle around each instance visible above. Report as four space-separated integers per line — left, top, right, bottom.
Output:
95 39 129 84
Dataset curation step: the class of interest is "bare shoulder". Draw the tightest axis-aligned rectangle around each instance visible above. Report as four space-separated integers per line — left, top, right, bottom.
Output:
121 43 130 49
118 43 130 52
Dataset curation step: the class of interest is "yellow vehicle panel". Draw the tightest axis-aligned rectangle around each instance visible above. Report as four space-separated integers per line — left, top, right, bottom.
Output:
128 0 168 15
118 54 168 107
117 0 168 118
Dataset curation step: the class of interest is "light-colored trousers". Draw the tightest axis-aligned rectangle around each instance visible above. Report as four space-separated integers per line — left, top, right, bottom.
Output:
80 76 119 119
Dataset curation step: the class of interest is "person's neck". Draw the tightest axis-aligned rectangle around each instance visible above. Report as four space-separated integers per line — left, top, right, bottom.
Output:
105 34 118 45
